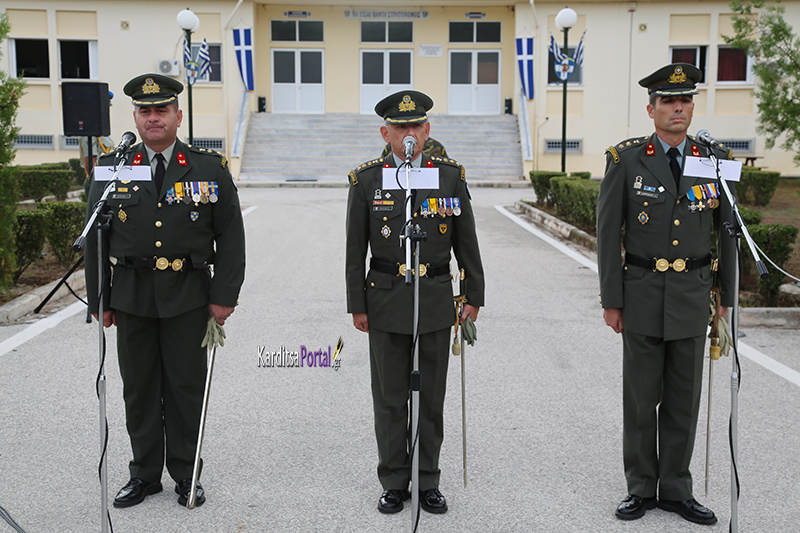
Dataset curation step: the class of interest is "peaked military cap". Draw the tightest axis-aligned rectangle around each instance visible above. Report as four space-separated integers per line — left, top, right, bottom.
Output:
638 63 702 96
123 73 184 106
375 90 433 124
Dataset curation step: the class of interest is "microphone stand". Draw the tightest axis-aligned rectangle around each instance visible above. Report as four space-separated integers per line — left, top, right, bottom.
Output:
707 147 768 533
74 151 130 533
399 152 426 533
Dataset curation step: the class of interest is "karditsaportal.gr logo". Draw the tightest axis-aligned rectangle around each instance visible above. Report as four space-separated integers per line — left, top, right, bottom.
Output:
257 337 344 371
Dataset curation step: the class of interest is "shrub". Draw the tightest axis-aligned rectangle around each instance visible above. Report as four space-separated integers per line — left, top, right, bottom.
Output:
569 171 592 180
0 167 18 291
745 223 799 305
738 205 763 226
38 201 87 267
738 169 780 206
13 209 47 281
550 176 601 231
68 158 84 186
48 169 73 200
16 167 74 201
529 170 566 206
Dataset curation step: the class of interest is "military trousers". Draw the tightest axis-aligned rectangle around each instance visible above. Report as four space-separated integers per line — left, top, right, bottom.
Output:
115 305 208 483
622 330 705 501
368 327 450 491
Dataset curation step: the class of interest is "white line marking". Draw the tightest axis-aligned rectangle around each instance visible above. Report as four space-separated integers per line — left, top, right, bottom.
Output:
0 302 84 357
0 205 259 358
496 203 800 388
494 205 597 272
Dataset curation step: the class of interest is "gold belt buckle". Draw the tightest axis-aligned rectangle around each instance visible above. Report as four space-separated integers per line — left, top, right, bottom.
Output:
654 257 687 272
171 258 184 271
155 257 170 270
672 258 687 272
397 263 429 277
398 263 407 277
654 258 670 272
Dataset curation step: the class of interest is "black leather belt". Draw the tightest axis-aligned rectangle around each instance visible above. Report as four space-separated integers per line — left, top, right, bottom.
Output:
370 257 449 278
114 256 194 272
625 252 712 273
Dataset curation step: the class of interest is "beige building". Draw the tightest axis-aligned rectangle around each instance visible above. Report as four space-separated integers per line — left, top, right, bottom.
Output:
3 1 798 177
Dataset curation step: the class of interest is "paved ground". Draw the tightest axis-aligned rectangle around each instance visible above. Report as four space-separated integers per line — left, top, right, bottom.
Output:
0 187 798 533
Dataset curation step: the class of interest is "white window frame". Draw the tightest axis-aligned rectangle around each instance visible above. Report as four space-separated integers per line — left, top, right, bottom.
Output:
190 42 222 83
716 46 754 85
58 39 99 80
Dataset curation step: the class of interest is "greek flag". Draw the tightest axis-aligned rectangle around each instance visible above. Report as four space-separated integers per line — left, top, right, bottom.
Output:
233 28 255 92
183 37 191 69
548 32 566 64
573 31 586 67
516 37 535 100
198 38 212 78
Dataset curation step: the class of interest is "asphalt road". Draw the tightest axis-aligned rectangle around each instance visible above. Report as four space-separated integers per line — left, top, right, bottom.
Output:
0 187 798 533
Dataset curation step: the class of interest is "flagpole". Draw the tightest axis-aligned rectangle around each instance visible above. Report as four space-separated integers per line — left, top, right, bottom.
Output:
177 8 199 145
555 7 577 173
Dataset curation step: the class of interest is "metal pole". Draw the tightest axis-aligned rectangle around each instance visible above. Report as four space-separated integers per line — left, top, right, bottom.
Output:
188 343 216 508
185 28 194 145
560 27 569 173
460 333 467 488
96 224 109 533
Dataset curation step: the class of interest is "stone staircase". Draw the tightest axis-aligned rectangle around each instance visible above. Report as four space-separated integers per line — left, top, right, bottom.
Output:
239 113 524 183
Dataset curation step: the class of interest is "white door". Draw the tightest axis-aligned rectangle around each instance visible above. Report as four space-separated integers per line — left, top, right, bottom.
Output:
272 49 324 113
448 50 501 115
360 50 413 114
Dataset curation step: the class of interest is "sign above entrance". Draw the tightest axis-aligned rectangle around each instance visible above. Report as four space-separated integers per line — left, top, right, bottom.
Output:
419 45 443 58
344 10 429 19
284 11 311 18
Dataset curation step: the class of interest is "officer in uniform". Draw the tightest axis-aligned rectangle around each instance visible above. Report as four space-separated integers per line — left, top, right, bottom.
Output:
381 137 448 159
596 63 735 525
346 90 484 514
84 73 246 508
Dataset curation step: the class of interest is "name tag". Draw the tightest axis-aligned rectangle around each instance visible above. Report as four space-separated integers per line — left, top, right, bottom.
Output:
111 193 132 199
636 191 659 199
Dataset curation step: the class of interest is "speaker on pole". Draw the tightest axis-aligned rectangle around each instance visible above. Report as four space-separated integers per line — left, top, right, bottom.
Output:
62 81 111 137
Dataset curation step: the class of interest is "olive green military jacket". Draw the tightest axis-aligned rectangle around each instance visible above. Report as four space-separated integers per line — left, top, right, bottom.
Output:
85 139 246 318
346 154 485 335
596 133 736 341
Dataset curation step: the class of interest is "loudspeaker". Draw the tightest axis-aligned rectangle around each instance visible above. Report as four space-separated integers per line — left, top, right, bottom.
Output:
62 82 111 137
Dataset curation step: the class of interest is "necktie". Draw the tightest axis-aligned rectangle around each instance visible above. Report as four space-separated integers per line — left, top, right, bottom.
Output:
667 147 681 187
154 153 165 193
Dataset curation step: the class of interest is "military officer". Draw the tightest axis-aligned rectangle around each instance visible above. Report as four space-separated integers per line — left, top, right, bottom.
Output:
596 63 735 525
84 73 246 508
381 137 448 159
346 90 485 514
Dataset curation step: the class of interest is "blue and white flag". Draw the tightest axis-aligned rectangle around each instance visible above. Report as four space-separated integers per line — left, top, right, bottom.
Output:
183 37 192 69
233 28 254 92
516 37 535 100
198 38 212 78
548 32 566 64
549 31 574 82
573 30 586 68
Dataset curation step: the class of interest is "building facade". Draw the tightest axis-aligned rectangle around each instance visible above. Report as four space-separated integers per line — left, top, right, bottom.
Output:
3 1 798 177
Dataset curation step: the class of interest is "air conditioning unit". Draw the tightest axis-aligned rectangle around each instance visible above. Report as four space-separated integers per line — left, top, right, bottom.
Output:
157 59 180 76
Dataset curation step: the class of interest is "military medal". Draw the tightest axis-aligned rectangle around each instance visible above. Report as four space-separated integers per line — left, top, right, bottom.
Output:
445 198 454 217
166 187 176 204
437 198 446 217
118 209 127 223
453 198 462 216
381 225 391 238
634 176 643 190
209 182 218 203
429 198 437 217
200 181 209 204
421 199 430 217
638 211 649 225
191 182 201 203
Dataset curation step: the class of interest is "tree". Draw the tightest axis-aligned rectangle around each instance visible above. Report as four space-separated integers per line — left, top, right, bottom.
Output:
0 13 26 292
726 0 800 164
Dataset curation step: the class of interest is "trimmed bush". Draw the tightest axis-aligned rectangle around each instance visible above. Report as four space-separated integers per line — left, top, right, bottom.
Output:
550 176 601 231
0 166 18 291
737 205 763 226
745 223 799 305
529 170 566 206
68 158 84 186
738 169 780 206
569 171 592 180
13 209 47 282
16 167 74 201
38 201 87 267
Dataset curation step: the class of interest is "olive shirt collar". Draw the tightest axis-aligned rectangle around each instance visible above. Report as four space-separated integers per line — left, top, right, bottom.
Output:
655 135 687 168
144 141 177 175
391 152 422 168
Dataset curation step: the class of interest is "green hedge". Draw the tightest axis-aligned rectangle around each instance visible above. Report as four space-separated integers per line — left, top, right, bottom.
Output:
529 171 565 206
13 209 47 282
745 223 799 305
16 167 74 201
569 171 592 180
0 167 18 292
738 205 763 226
737 169 780 206
550 176 601 230
68 158 84 186
38 201 87 267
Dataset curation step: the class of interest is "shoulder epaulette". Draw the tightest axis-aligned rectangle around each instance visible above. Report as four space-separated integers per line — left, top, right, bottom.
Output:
606 136 649 163
348 170 358 186
429 155 466 180
187 145 228 168
353 158 385 173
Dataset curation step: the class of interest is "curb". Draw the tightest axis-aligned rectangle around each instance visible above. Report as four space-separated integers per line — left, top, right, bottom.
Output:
0 269 86 324
237 179 532 189
514 201 799 329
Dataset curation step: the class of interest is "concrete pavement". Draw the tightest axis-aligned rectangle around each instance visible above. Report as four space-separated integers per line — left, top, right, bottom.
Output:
0 187 798 533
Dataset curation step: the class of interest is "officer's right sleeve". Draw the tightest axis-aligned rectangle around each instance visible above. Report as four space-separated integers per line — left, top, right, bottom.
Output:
596 151 627 309
345 171 369 314
83 177 112 314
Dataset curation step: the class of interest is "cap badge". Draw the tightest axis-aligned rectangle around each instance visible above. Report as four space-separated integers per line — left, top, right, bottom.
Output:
142 78 160 94
398 95 416 113
668 66 687 84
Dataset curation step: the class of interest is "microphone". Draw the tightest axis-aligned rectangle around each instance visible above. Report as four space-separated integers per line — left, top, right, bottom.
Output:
695 129 719 148
115 131 137 155
402 136 416 160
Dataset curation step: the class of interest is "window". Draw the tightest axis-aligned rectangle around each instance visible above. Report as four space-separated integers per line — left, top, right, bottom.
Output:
718 47 750 82
12 39 49 78
545 139 582 153
59 40 98 79
271 20 323 42
191 43 222 82
449 21 501 43
547 47 583 84
670 46 707 83
361 21 413 43
14 134 54 150
718 139 755 154
192 137 225 151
